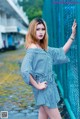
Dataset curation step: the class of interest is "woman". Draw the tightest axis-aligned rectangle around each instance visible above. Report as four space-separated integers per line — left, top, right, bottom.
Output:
21 18 77 119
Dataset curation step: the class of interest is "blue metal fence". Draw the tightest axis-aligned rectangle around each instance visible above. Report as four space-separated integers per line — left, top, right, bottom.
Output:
43 0 80 119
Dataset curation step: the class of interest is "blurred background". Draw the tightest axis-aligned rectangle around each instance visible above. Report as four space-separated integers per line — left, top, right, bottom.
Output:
0 0 80 119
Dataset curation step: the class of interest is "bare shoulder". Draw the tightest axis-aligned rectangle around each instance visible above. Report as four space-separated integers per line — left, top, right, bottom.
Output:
28 43 37 48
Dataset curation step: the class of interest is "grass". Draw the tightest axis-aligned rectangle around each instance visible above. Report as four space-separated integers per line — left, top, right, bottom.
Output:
0 47 35 110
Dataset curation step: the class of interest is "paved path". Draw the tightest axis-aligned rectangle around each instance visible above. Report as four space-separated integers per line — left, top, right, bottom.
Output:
8 112 38 119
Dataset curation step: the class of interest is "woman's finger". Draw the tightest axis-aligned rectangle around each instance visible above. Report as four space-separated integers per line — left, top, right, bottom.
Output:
73 19 76 26
73 22 76 26
74 19 76 23
72 22 77 28
45 83 47 88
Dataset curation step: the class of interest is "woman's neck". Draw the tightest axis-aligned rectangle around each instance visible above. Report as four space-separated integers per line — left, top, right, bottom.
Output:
36 43 41 48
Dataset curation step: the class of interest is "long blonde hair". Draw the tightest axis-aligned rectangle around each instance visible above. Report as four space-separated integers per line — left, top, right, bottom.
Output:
25 18 48 50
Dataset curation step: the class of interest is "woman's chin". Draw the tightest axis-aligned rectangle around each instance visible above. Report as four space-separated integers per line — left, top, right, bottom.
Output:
38 38 43 41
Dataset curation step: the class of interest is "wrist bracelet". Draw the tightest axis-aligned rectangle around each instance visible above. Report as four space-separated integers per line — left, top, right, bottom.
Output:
70 37 74 41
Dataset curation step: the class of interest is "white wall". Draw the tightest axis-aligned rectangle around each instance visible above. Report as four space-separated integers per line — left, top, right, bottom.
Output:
7 16 17 26
0 11 7 26
0 33 4 49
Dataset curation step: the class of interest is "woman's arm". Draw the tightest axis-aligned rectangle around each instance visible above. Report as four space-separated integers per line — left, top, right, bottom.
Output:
63 19 77 53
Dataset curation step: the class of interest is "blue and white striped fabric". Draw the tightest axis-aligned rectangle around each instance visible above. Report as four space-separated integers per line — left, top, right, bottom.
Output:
21 46 70 108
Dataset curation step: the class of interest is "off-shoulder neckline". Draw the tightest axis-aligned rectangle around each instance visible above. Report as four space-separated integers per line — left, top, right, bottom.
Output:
26 47 48 53
27 47 42 50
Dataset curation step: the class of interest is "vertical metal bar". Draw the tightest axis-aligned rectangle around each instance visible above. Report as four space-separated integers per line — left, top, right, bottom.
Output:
64 99 76 119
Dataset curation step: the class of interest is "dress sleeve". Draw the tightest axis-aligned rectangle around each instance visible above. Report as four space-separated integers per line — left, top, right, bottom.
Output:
21 52 34 85
48 46 70 65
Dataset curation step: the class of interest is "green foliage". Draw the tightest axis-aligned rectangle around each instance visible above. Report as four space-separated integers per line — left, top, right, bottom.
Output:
18 0 44 22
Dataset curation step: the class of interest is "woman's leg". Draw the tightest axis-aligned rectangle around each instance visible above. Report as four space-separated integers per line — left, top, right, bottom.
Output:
38 106 48 119
44 106 62 119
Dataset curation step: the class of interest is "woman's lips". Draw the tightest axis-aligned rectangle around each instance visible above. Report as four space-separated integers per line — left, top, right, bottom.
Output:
39 35 43 37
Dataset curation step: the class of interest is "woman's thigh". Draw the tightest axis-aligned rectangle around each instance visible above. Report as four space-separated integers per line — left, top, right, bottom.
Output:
43 106 62 119
38 106 48 119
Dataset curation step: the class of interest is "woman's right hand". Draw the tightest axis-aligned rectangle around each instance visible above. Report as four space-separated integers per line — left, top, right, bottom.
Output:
37 81 47 90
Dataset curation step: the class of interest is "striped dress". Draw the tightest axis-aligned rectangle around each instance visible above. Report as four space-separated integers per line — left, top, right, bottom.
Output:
21 46 70 108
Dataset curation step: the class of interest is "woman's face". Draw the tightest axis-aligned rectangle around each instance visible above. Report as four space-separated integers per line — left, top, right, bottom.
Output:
36 23 46 41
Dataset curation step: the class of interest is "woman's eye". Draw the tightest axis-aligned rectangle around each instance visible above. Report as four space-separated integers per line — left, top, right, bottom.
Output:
42 28 45 30
36 28 40 31
36 28 45 31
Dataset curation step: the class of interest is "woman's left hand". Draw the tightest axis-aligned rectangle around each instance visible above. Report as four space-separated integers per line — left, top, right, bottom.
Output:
71 19 77 37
